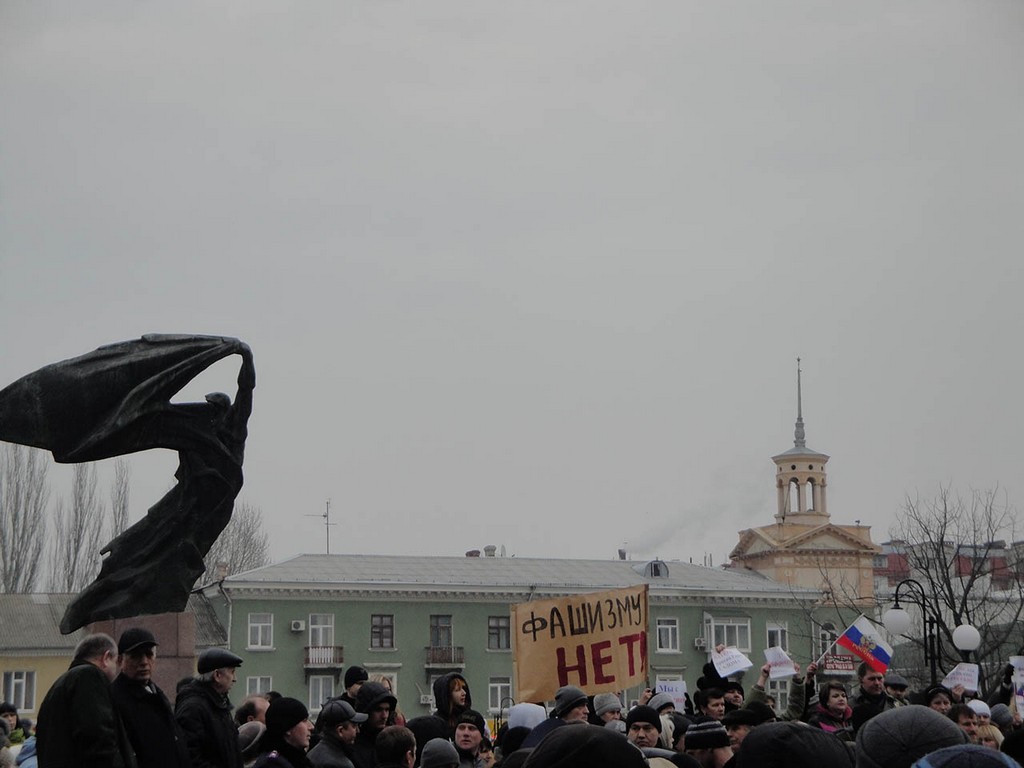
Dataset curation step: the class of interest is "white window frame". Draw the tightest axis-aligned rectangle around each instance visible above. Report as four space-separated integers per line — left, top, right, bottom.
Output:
488 616 511 650
248 612 274 649
309 613 335 647
817 621 838 658
309 675 335 713
704 614 751 652
766 621 789 652
656 617 680 652
488 676 512 714
2 670 36 711
247 676 272 695
766 678 790 711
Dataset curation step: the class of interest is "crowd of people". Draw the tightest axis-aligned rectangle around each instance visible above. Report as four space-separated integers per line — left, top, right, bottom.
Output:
8 630 1024 768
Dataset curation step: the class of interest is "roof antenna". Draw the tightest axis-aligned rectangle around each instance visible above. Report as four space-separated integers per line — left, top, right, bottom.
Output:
305 499 337 554
794 357 806 448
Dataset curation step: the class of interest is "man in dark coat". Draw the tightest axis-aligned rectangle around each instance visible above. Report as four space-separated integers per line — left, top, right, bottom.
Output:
175 648 245 768
35 633 136 768
110 628 190 768
350 682 398 768
308 699 366 768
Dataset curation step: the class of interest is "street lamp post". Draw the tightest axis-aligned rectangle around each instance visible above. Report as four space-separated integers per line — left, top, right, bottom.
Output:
882 578 939 687
952 624 982 663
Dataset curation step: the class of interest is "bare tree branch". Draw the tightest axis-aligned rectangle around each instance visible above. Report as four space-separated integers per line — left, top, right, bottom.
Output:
110 458 130 537
0 444 50 592
202 500 270 579
48 463 106 591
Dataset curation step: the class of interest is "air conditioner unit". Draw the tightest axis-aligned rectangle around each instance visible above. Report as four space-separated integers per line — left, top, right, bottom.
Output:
420 694 434 706
693 637 707 650
290 620 306 632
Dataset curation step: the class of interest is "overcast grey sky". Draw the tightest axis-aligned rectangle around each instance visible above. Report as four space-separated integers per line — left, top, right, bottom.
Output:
2 1 1022 569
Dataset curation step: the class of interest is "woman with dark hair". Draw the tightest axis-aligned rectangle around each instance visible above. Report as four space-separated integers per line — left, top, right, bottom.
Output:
806 681 853 741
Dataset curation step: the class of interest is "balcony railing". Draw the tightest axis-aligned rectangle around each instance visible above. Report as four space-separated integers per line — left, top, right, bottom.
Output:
305 645 344 667
425 646 465 665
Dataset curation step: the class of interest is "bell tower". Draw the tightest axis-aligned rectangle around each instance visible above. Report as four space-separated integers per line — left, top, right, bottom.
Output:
771 359 830 522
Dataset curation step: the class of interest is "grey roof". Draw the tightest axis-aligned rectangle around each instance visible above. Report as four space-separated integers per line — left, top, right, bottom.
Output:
225 553 818 598
0 592 226 652
772 444 829 460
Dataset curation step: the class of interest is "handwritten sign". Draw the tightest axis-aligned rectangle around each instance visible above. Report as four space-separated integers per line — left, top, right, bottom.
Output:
511 584 649 702
655 678 689 711
712 646 753 677
941 663 980 692
764 646 798 680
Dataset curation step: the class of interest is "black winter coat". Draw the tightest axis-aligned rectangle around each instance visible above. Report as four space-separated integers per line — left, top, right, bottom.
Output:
35 658 136 768
174 679 244 768
111 674 190 768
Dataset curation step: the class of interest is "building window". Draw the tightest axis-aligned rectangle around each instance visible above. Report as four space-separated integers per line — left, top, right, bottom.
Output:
766 622 788 651
430 615 453 647
488 616 510 650
371 614 394 649
488 677 512 713
2 671 35 711
767 678 789 711
247 676 272 695
656 618 680 652
309 676 334 712
310 613 334 647
818 621 838 657
704 615 751 652
248 613 273 649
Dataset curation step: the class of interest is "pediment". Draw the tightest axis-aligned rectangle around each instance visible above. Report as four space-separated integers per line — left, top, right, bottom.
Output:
779 523 879 553
730 527 780 560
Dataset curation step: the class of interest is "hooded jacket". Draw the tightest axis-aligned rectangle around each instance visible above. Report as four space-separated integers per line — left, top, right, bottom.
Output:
806 702 854 741
432 673 472 733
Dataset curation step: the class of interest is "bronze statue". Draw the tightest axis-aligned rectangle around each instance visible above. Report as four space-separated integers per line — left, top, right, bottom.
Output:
0 334 255 632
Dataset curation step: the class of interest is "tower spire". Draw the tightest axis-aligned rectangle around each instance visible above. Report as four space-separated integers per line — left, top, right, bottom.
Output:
794 357 806 448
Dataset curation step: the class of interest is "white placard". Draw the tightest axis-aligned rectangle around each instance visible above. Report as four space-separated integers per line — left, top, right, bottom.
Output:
941 663 980 692
712 646 754 677
764 646 798 680
655 678 689 710
1010 656 1024 673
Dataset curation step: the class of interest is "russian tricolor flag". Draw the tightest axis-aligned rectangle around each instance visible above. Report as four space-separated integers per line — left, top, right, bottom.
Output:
835 615 893 673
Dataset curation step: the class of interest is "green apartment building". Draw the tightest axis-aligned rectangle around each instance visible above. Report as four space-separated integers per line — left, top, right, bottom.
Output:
204 551 831 719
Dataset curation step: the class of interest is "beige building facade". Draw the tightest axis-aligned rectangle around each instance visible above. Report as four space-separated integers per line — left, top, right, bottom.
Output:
729 365 879 608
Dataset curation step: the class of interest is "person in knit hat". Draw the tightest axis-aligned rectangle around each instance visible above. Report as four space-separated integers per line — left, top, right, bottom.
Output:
735 721 853 768
855 704 968 768
254 697 314 768
910 744 1019 767
590 693 622 724
989 704 1013 733
648 692 677 715
683 719 732 768
625 705 661 748
967 701 992 725
520 687 588 749
239 721 266 768
420 738 460 768
520 724 646 768
340 667 369 709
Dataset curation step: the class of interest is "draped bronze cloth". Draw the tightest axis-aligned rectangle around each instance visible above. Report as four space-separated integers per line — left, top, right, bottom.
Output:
0 335 255 632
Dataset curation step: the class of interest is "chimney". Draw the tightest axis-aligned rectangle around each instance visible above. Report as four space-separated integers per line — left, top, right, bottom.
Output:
216 561 229 580
484 545 497 557
617 549 626 561
465 549 481 558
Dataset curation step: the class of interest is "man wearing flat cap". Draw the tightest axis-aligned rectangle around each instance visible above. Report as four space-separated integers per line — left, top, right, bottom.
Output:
111 628 190 768
175 647 245 768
